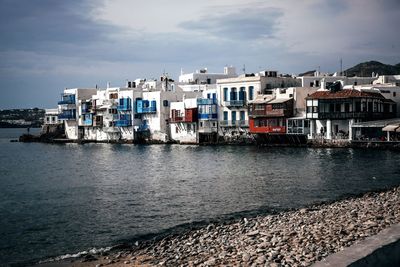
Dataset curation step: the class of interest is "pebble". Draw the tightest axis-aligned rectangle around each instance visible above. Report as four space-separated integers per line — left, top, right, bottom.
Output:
72 187 400 267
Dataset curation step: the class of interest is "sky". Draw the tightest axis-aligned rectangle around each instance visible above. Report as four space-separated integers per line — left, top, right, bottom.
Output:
1 0 400 108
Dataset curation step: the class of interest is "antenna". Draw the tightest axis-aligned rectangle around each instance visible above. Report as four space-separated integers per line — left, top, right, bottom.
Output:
242 64 246 74
340 58 343 76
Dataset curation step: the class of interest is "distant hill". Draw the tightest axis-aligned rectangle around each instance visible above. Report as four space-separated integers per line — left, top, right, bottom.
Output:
0 108 44 128
344 61 400 77
298 70 316 76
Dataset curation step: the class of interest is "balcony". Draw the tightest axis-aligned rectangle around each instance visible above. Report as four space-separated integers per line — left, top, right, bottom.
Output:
117 98 132 111
224 100 245 107
198 113 218 120
136 100 157 114
58 110 76 120
197 98 217 105
250 126 286 134
219 120 249 127
115 120 132 127
250 108 292 118
58 94 76 105
117 104 132 111
81 103 92 114
316 112 392 120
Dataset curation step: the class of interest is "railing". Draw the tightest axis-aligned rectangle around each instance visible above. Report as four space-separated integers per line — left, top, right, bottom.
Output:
317 112 390 120
137 106 157 113
58 112 76 120
198 113 218 120
115 120 132 127
170 116 184 123
82 119 92 126
224 100 245 107
197 98 217 105
117 104 132 111
219 120 249 127
58 95 76 105
250 108 291 117
250 126 286 134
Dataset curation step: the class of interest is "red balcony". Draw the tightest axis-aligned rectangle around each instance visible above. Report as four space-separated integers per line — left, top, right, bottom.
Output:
249 119 286 134
170 108 198 123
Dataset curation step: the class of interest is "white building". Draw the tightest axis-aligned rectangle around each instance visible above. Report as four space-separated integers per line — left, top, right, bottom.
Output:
44 109 60 125
169 98 198 144
136 79 201 142
179 66 237 84
297 72 376 89
58 88 97 140
216 71 301 139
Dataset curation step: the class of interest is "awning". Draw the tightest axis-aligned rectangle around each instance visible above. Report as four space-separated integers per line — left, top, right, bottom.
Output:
382 124 400 132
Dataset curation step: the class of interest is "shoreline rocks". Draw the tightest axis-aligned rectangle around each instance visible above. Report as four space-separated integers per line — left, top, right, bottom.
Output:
58 186 400 266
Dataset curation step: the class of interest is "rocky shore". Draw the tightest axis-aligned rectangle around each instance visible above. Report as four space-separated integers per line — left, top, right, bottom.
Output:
50 186 400 267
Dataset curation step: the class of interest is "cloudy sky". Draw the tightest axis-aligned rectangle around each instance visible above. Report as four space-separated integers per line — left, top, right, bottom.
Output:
1 0 400 108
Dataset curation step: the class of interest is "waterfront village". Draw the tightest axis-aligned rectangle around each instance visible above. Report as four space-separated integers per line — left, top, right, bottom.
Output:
42 66 400 145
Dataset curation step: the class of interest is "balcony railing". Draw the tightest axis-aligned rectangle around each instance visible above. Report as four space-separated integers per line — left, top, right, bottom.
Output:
58 95 76 105
197 98 217 105
198 113 218 120
224 100 245 107
138 106 157 113
117 104 132 111
316 112 391 120
58 111 76 120
250 108 292 117
115 120 132 127
220 120 249 127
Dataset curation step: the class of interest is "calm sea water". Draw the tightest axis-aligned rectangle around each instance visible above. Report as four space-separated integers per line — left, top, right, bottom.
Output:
0 128 400 266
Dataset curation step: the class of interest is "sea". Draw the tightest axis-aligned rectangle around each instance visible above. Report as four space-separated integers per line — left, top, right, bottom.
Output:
0 128 399 266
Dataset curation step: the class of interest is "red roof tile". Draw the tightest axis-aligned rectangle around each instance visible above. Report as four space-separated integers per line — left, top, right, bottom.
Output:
306 89 385 100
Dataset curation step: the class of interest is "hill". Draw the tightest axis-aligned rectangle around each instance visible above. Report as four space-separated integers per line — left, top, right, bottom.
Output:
344 61 400 77
0 108 44 128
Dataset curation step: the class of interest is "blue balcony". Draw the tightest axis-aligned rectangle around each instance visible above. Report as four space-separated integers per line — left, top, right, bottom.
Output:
199 113 218 120
115 114 131 127
81 103 92 114
115 120 132 127
117 98 132 111
197 98 217 105
81 114 92 126
58 94 76 105
136 99 157 114
58 110 76 120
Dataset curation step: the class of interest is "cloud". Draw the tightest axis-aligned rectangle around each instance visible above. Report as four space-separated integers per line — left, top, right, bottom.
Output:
179 8 283 40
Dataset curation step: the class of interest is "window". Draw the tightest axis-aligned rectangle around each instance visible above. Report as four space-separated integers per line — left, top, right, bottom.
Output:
310 82 314 87
240 111 245 121
163 100 168 107
313 106 318 113
249 86 254 100
394 92 397 97
239 87 246 101
223 111 228 121
200 122 203 127
212 122 216 127
315 80 320 87
230 88 237 101
46 117 50 122
187 124 191 131
207 93 211 99
223 88 228 101
345 103 350 112
231 111 236 122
